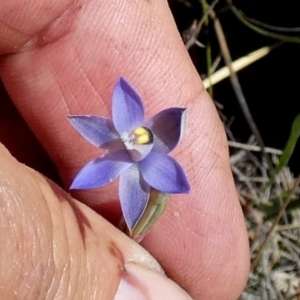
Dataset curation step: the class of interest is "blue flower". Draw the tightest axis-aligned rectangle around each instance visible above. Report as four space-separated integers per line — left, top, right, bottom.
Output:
68 77 190 232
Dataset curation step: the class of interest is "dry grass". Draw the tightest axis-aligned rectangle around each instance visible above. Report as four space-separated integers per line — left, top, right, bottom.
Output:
175 1 300 298
229 138 300 300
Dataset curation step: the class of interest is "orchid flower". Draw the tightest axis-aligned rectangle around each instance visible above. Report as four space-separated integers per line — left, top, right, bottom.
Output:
68 77 190 233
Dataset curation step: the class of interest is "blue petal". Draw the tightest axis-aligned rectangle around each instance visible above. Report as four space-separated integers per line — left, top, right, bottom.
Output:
139 151 190 193
119 164 150 232
67 115 119 148
146 108 187 154
70 150 133 189
112 78 145 135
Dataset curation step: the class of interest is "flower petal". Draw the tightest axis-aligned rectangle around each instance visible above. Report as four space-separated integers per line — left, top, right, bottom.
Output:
70 150 132 189
139 151 190 193
146 108 187 154
112 77 144 135
67 115 119 148
119 165 150 232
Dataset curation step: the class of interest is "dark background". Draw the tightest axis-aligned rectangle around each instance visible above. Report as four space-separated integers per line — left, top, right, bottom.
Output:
169 0 300 174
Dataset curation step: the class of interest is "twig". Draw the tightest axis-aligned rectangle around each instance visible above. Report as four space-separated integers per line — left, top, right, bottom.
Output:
250 176 300 272
277 224 300 231
228 141 283 155
202 44 281 89
185 0 219 50
208 9 274 174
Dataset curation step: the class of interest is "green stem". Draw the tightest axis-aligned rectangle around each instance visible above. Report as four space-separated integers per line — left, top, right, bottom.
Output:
201 0 213 96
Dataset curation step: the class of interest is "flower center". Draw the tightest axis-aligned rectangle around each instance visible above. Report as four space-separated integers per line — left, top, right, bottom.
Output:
130 126 153 145
122 126 154 161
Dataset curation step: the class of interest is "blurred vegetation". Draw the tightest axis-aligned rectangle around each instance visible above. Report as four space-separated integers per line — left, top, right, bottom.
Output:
168 1 300 299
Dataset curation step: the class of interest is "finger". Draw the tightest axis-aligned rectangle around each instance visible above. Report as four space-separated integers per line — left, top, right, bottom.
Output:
0 143 192 299
0 142 120 298
0 0 74 54
0 0 250 298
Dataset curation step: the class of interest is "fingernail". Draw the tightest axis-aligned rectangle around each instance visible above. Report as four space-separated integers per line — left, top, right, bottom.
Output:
114 262 192 300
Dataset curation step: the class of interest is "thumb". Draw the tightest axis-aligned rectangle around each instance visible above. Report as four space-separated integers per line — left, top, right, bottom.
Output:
0 143 192 299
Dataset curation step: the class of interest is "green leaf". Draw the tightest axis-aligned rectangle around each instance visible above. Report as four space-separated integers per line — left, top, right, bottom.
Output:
256 194 300 220
267 114 300 188
230 5 300 44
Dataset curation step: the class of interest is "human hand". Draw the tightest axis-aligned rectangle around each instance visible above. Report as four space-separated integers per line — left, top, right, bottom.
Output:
0 0 250 299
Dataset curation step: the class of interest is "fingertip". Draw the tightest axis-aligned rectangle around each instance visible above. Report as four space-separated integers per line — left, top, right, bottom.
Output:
115 263 192 300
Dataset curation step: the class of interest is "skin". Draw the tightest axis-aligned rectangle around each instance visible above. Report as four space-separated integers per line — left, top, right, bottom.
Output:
0 0 250 299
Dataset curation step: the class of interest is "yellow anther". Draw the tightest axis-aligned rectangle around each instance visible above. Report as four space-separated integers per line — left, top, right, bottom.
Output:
131 126 153 145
